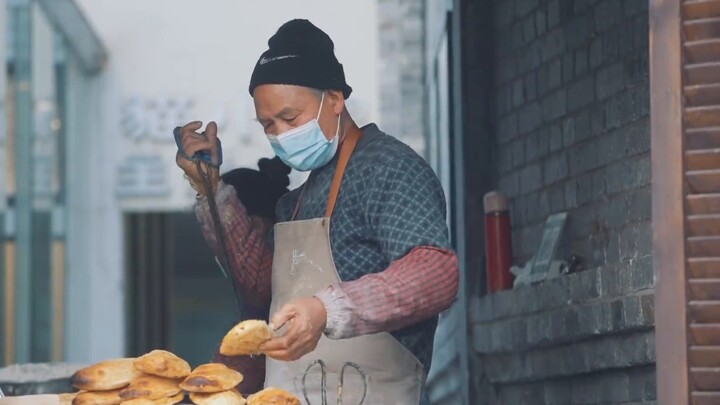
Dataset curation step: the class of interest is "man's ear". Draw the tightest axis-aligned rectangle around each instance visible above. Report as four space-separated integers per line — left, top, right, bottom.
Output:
327 90 345 115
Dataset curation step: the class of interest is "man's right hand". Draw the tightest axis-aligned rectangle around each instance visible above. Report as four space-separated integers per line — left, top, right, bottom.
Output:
175 121 222 196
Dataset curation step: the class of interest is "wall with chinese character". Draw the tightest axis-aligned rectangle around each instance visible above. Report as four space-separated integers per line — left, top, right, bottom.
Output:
76 0 380 211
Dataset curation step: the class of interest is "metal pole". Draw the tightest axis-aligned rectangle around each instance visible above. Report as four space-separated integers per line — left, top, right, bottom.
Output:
450 0 470 403
10 0 33 364
0 0 8 367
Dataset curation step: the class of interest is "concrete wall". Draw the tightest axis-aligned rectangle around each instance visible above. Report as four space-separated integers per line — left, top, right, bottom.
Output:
464 0 655 403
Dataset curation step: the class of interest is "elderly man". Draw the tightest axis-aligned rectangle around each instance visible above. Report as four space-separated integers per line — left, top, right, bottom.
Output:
176 19 459 405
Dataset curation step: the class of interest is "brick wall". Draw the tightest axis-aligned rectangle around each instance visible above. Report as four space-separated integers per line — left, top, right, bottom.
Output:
465 0 655 403
493 0 651 269
470 264 656 403
377 0 427 155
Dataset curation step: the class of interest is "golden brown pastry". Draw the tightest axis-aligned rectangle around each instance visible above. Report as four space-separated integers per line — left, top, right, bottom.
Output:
73 389 123 405
179 363 244 393
119 399 155 405
219 320 273 356
159 393 185 405
71 358 143 391
60 392 81 405
134 350 191 379
189 389 246 405
119 374 182 400
120 391 184 405
246 388 300 405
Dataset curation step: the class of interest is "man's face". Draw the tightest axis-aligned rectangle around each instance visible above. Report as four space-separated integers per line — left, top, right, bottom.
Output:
253 84 344 139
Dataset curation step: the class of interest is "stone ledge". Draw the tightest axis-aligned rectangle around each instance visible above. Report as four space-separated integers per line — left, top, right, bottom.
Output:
472 290 654 354
490 365 657 404
481 330 655 384
470 255 654 324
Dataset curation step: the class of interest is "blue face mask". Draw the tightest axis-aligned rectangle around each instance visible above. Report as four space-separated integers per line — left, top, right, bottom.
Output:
266 93 340 172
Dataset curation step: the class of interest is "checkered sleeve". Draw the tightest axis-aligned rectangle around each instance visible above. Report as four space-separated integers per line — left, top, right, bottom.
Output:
195 181 273 308
316 154 459 338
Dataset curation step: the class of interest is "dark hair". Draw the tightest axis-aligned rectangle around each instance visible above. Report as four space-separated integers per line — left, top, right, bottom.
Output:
221 157 291 220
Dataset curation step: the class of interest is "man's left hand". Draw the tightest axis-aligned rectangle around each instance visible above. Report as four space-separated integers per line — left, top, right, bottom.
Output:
260 297 327 361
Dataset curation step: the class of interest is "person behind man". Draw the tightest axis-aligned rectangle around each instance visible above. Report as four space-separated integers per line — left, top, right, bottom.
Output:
176 19 459 404
194 157 290 396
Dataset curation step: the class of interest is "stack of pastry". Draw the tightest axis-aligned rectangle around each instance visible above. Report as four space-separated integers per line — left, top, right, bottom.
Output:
180 363 246 405
246 388 300 405
69 350 188 405
62 319 302 405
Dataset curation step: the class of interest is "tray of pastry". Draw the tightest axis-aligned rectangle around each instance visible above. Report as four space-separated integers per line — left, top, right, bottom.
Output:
0 320 299 405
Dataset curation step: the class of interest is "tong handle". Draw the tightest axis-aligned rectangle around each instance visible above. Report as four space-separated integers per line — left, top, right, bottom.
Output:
301 360 368 405
302 359 327 405
338 362 367 405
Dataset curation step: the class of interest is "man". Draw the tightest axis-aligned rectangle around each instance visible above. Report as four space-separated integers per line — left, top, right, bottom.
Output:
176 19 458 404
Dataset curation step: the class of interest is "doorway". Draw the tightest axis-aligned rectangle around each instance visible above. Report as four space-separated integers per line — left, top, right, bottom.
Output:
124 212 236 366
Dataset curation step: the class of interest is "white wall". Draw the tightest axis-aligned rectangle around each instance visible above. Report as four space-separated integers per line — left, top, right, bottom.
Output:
75 0 379 210
65 0 379 362
64 56 123 363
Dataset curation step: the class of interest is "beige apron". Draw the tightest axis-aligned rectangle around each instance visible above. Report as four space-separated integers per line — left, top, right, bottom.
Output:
265 129 424 405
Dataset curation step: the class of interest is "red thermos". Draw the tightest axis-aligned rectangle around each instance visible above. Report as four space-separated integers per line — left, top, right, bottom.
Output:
484 191 514 293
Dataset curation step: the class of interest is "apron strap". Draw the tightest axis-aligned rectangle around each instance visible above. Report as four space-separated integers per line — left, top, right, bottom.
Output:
290 128 362 221
325 128 361 218
290 183 307 221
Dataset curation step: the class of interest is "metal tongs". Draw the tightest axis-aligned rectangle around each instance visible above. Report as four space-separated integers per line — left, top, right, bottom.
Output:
301 359 368 405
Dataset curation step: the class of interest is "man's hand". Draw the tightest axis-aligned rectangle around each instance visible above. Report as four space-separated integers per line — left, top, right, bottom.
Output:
260 297 328 361
175 121 221 196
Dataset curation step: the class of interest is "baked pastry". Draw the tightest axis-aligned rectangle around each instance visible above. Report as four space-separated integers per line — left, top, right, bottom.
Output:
219 320 273 356
246 388 300 405
119 399 155 405
189 389 246 405
120 391 183 405
60 392 80 405
71 359 142 391
134 350 191 379
119 374 182 400
73 388 123 405
180 363 244 393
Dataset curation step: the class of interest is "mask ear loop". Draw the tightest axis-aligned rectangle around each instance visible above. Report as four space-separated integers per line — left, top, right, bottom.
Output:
335 113 342 139
316 92 326 121
318 91 343 143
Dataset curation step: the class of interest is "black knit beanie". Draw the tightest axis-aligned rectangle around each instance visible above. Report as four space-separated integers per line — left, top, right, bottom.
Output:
248 19 352 99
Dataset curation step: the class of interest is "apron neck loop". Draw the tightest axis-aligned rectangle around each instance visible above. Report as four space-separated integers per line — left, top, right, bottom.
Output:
291 127 362 221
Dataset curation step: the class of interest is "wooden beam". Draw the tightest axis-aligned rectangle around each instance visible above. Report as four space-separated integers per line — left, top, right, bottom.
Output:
651 0 689 403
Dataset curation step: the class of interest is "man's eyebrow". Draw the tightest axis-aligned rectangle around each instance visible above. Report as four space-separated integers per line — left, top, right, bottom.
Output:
276 107 301 118
256 107 302 122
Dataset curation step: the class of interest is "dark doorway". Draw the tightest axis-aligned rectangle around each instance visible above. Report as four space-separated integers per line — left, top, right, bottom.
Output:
124 212 236 366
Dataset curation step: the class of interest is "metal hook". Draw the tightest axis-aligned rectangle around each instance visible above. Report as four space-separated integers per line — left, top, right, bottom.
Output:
302 359 327 405
338 362 367 405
